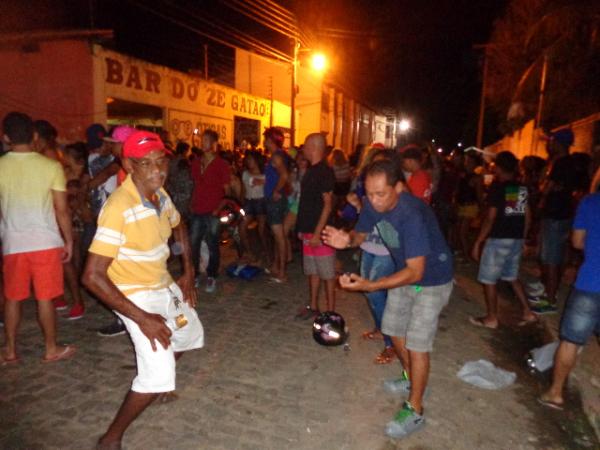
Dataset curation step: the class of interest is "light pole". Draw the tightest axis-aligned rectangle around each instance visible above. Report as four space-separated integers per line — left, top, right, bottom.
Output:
290 40 327 148
291 39 299 148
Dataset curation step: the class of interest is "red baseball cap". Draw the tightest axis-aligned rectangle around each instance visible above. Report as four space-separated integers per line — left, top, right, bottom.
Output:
122 131 171 159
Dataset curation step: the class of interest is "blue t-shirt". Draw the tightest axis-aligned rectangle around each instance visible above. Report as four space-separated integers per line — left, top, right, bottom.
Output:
264 149 285 199
356 192 453 286
573 193 600 293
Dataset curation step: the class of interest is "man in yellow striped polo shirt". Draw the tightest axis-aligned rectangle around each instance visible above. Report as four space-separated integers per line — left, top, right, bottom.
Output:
83 131 203 450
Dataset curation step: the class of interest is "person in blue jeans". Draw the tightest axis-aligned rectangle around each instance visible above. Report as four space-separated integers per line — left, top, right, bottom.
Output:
346 147 398 363
538 192 600 410
360 248 395 363
534 129 577 313
470 151 537 328
189 130 232 293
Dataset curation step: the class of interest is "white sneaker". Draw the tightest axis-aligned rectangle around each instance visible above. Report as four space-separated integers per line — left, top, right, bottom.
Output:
205 277 217 294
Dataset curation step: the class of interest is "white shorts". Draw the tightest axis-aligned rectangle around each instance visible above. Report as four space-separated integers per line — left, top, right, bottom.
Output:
116 283 204 393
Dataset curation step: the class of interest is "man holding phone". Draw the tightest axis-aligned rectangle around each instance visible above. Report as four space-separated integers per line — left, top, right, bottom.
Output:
322 158 453 439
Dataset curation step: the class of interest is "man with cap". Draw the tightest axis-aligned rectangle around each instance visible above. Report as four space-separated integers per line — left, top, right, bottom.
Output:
531 128 577 314
103 125 137 186
83 131 203 449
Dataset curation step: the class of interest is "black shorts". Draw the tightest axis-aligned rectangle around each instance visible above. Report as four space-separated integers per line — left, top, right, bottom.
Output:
266 196 288 225
243 198 266 217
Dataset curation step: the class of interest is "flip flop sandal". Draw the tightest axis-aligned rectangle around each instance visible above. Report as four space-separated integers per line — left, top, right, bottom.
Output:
361 331 377 340
1 355 20 365
375 351 394 365
517 317 539 327
537 396 564 411
42 345 76 363
469 316 498 330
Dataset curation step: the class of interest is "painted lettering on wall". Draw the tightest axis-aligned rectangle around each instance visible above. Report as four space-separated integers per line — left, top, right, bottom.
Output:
104 56 268 118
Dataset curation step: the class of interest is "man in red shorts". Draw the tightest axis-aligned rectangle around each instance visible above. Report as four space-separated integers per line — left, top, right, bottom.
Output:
0 112 76 363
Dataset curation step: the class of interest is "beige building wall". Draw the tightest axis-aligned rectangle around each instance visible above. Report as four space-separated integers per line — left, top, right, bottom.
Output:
234 48 385 152
235 48 327 146
488 113 600 159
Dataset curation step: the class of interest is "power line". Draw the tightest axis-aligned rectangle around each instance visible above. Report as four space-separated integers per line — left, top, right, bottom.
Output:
221 0 303 44
128 0 292 63
255 0 297 23
227 0 300 39
160 0 293 62
250 0 316 48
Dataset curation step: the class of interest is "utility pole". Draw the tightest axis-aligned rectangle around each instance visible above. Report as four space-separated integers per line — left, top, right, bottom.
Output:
476 48 489 149
89 0 96 29
532 53 548 155
269 75 273 127
290 38 299 148
474 44 491 149
203 44 209 80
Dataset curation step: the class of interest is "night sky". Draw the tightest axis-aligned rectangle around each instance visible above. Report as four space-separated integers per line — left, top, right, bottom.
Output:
2 0 508 148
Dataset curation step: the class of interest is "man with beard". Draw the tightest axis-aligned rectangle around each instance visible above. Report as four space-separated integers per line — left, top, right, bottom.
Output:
83 131 203 450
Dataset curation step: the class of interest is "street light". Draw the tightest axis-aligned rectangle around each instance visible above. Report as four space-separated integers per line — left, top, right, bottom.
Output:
310 53 327 72
399 119 411 133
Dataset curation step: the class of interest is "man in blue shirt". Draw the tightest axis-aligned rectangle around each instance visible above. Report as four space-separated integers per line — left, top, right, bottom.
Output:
323 159 453 439
538 192 600 410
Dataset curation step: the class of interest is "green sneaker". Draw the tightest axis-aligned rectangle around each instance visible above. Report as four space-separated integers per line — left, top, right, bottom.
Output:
383 370 430 397
531 301 558 315
385 401 426 439
383 370 410 395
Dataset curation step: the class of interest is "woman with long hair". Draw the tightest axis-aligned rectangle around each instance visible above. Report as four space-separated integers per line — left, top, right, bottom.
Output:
239 150 267 263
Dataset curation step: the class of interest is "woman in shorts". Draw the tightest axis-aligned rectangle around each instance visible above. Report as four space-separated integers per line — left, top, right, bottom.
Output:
240 151 267 263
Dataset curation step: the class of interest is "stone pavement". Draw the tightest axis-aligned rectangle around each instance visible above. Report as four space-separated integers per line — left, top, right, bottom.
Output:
1 248 598 450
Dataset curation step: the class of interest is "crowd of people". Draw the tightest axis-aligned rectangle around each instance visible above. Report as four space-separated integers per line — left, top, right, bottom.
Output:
0 109 598 445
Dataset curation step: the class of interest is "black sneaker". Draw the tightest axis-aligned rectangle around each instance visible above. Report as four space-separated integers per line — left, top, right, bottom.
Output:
97 320 127 337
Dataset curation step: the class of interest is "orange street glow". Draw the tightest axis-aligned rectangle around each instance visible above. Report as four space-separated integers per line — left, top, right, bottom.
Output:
311 53 327 72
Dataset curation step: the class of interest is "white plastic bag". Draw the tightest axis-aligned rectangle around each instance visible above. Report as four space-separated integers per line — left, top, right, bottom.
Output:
457 359 516 390
527 341 559 372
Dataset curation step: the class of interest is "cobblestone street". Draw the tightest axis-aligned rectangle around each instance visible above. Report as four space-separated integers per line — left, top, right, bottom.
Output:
1 250 598 450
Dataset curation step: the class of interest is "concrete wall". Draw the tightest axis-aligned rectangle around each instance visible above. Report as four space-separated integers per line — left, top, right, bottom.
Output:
0 39 95 142
487 113 600 158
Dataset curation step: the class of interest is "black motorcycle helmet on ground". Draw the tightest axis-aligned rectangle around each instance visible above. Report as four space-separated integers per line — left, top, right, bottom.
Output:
312 311 348 346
